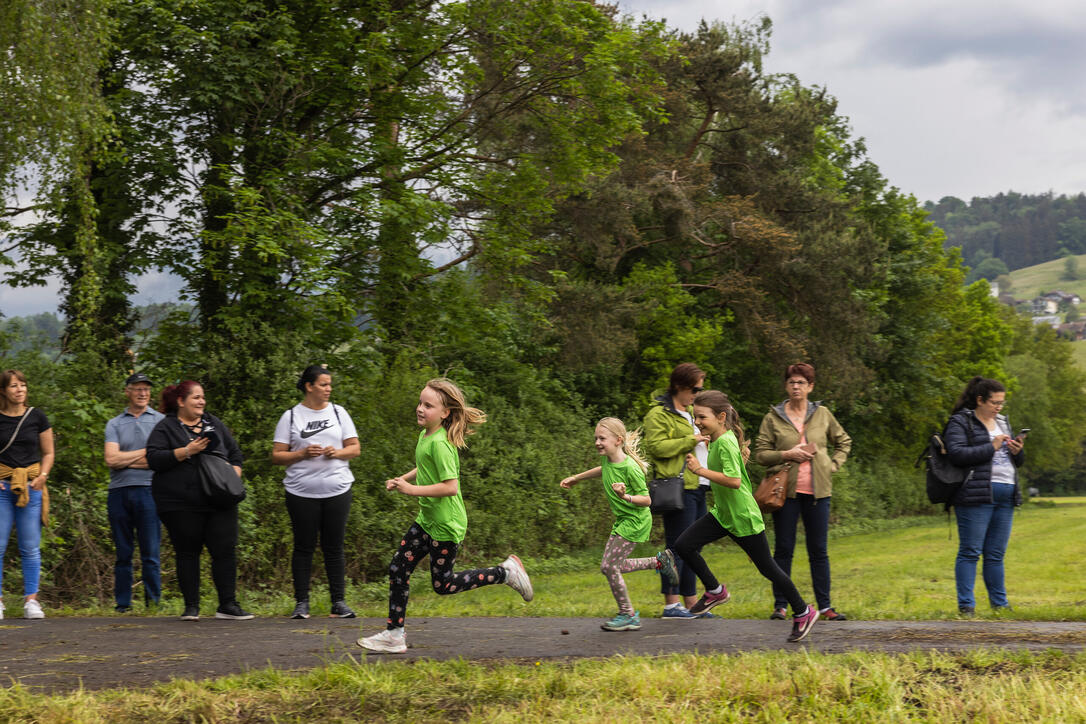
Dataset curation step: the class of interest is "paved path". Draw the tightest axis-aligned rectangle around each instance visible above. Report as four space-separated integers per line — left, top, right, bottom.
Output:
2 616 1084 691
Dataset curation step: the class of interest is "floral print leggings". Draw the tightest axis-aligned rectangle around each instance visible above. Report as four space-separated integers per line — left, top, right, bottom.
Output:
386 522 506 629
601 534 659 615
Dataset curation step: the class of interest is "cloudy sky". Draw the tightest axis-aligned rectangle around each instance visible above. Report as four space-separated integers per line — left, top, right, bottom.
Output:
619 0 1086 204
5 0 1084 319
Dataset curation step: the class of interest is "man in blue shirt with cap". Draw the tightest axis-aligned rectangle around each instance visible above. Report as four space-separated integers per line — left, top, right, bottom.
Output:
103 373 165 612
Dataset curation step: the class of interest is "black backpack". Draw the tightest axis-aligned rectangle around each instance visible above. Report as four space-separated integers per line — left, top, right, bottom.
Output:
916 419 974 507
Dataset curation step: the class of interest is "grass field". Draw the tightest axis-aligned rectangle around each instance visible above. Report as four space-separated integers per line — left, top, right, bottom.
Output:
10 499 1084 722
52 497 1086 623
1006 254 1086 300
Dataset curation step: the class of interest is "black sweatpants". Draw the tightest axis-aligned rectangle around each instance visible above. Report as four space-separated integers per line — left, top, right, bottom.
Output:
285 489 352 602
158 507 239 608
673 512 807 615
385 522 506 629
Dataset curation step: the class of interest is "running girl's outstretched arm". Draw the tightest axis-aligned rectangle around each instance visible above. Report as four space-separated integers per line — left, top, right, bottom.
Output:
559 466 602 488
387 472 458 497
385 467 418 490
685 453 741 489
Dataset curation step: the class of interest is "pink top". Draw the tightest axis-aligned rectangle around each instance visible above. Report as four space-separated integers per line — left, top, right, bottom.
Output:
795 425 814 495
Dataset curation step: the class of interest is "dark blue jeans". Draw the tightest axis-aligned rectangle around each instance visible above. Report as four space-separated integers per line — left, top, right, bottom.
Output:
955 483 1015 609
660 486 709 598
108 486 162 607
771 494 831 610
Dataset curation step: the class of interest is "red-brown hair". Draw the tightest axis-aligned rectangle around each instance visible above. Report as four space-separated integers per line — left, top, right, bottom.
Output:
784 363 815 384
160 380 201 414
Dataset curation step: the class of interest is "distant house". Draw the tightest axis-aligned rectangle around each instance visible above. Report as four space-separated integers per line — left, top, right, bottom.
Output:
1057 321 1086 340
1032 315 1062 328
1031 291 1082 315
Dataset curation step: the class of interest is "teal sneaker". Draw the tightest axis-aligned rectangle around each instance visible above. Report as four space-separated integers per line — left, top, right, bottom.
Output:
656 549 680 587
601 611 642 631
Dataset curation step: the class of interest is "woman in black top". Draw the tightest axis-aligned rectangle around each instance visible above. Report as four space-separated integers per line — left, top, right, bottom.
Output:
146 380 251 621
0 370 54 620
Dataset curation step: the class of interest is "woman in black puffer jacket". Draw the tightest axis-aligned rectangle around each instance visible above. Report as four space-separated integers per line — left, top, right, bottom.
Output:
944 377 1024 616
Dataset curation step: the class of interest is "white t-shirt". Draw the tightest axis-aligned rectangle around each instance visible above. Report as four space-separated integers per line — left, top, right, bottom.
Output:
988 425 1017 486
274 403 359 498
677 408 710 487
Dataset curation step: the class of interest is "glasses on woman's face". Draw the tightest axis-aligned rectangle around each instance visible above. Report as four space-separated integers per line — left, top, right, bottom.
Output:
986 399 1006 408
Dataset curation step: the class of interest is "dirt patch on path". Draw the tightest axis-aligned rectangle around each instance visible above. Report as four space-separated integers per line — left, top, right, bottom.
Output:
1 616 1084 692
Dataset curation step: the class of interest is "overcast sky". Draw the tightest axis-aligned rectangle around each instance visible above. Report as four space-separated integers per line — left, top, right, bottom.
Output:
619 0 1086 204
5 0 1084 319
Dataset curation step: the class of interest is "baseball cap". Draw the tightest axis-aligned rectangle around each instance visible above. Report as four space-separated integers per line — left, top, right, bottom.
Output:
125 373 153 386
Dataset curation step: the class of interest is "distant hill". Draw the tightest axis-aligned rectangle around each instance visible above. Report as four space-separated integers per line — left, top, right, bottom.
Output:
1005 255 1086 301
926 192 1086 274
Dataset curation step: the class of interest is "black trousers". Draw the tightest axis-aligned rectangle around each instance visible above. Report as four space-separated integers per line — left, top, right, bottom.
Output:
158 507 239 608
673 513 807 615
285 489 352 602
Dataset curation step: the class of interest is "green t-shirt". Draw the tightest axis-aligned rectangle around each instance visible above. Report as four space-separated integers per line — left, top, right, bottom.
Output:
601 455 652 543
708 431 765 537
414 427 468 543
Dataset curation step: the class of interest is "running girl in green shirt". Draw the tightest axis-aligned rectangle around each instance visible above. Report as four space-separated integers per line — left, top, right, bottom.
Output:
561 417 680 632
668 390 820 643
357 378 533 654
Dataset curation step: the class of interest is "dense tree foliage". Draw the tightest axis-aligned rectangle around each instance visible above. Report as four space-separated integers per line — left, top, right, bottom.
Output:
3 5 1085 603
926 192 1086 273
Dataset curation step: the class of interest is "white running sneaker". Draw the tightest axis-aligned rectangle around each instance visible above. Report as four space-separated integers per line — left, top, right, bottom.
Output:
357 627 407 654
24 599 44 619
500 554 534 602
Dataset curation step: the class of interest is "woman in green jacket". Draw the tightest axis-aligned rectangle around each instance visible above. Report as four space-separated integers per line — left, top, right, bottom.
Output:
642 363 712 619
754 363 851 621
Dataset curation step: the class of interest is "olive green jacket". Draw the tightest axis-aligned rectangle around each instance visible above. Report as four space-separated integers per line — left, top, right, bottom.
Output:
753 401 851 499
642 395 701 489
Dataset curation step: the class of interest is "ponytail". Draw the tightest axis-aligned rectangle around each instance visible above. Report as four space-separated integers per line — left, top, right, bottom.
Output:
693 390 749 462
160 380 200 414
425 378 486 449
596 417 648 473
951 376 1006 415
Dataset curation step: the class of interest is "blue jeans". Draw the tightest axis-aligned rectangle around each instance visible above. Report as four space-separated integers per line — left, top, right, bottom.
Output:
955 484 1015 609
108 486 162 607
0 486 42 596
660 487 709 598
772 494 832 610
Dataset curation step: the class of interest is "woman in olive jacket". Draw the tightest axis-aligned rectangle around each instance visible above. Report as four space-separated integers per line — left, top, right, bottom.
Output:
146 380 250 622
754 363 851 621
642 362 711 619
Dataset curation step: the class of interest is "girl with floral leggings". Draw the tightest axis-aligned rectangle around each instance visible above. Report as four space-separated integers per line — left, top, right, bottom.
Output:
560 417 679 631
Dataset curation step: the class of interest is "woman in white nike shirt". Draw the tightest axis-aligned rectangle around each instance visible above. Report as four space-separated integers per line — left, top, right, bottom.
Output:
272 365 361 619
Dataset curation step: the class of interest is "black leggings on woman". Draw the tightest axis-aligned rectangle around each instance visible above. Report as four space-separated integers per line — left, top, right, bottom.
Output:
673 513 807 615
158 507 239 608
385 522 506 629
285 489 352 602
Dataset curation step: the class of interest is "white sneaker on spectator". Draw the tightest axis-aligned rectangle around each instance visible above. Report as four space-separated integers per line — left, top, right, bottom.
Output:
24 599 44 619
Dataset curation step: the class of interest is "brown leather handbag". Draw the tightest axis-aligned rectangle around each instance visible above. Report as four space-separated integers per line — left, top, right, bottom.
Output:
754 463 791 513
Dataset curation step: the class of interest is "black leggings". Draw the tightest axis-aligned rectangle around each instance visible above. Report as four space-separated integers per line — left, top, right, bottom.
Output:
386 522 506 629
673 513 807 615
285 489 352 602
158 507 239 608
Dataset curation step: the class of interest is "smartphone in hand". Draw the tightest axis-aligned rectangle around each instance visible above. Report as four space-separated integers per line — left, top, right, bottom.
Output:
1017 428 1030 440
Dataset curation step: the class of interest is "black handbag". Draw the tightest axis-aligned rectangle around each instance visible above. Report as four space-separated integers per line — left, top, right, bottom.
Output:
649 462 686 514
196 452 246 508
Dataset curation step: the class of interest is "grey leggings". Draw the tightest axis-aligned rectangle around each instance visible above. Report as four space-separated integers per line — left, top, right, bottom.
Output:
601 534 658 615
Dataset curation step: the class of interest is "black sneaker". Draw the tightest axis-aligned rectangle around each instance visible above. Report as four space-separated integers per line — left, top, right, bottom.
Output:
180 606 199 621
215 602 255 620
769 607 787 620
329 600 356 618
958 606 976 617
115 604 132 614
290 601 310 619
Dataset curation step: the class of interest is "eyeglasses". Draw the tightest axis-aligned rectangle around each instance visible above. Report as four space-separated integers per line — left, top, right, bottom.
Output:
786 380 809 387
986 399 1006 408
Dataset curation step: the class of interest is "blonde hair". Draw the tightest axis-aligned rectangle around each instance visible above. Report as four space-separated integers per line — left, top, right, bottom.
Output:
692 390 750 462
425 378 486 449
596 417 648 473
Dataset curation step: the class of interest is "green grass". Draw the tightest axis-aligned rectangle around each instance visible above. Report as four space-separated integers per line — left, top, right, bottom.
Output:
1006 254 1086 300
2 650 1086 722
51 497 1086 622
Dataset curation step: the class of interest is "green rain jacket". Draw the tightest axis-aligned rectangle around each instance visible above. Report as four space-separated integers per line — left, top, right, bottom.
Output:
642 394 702 490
